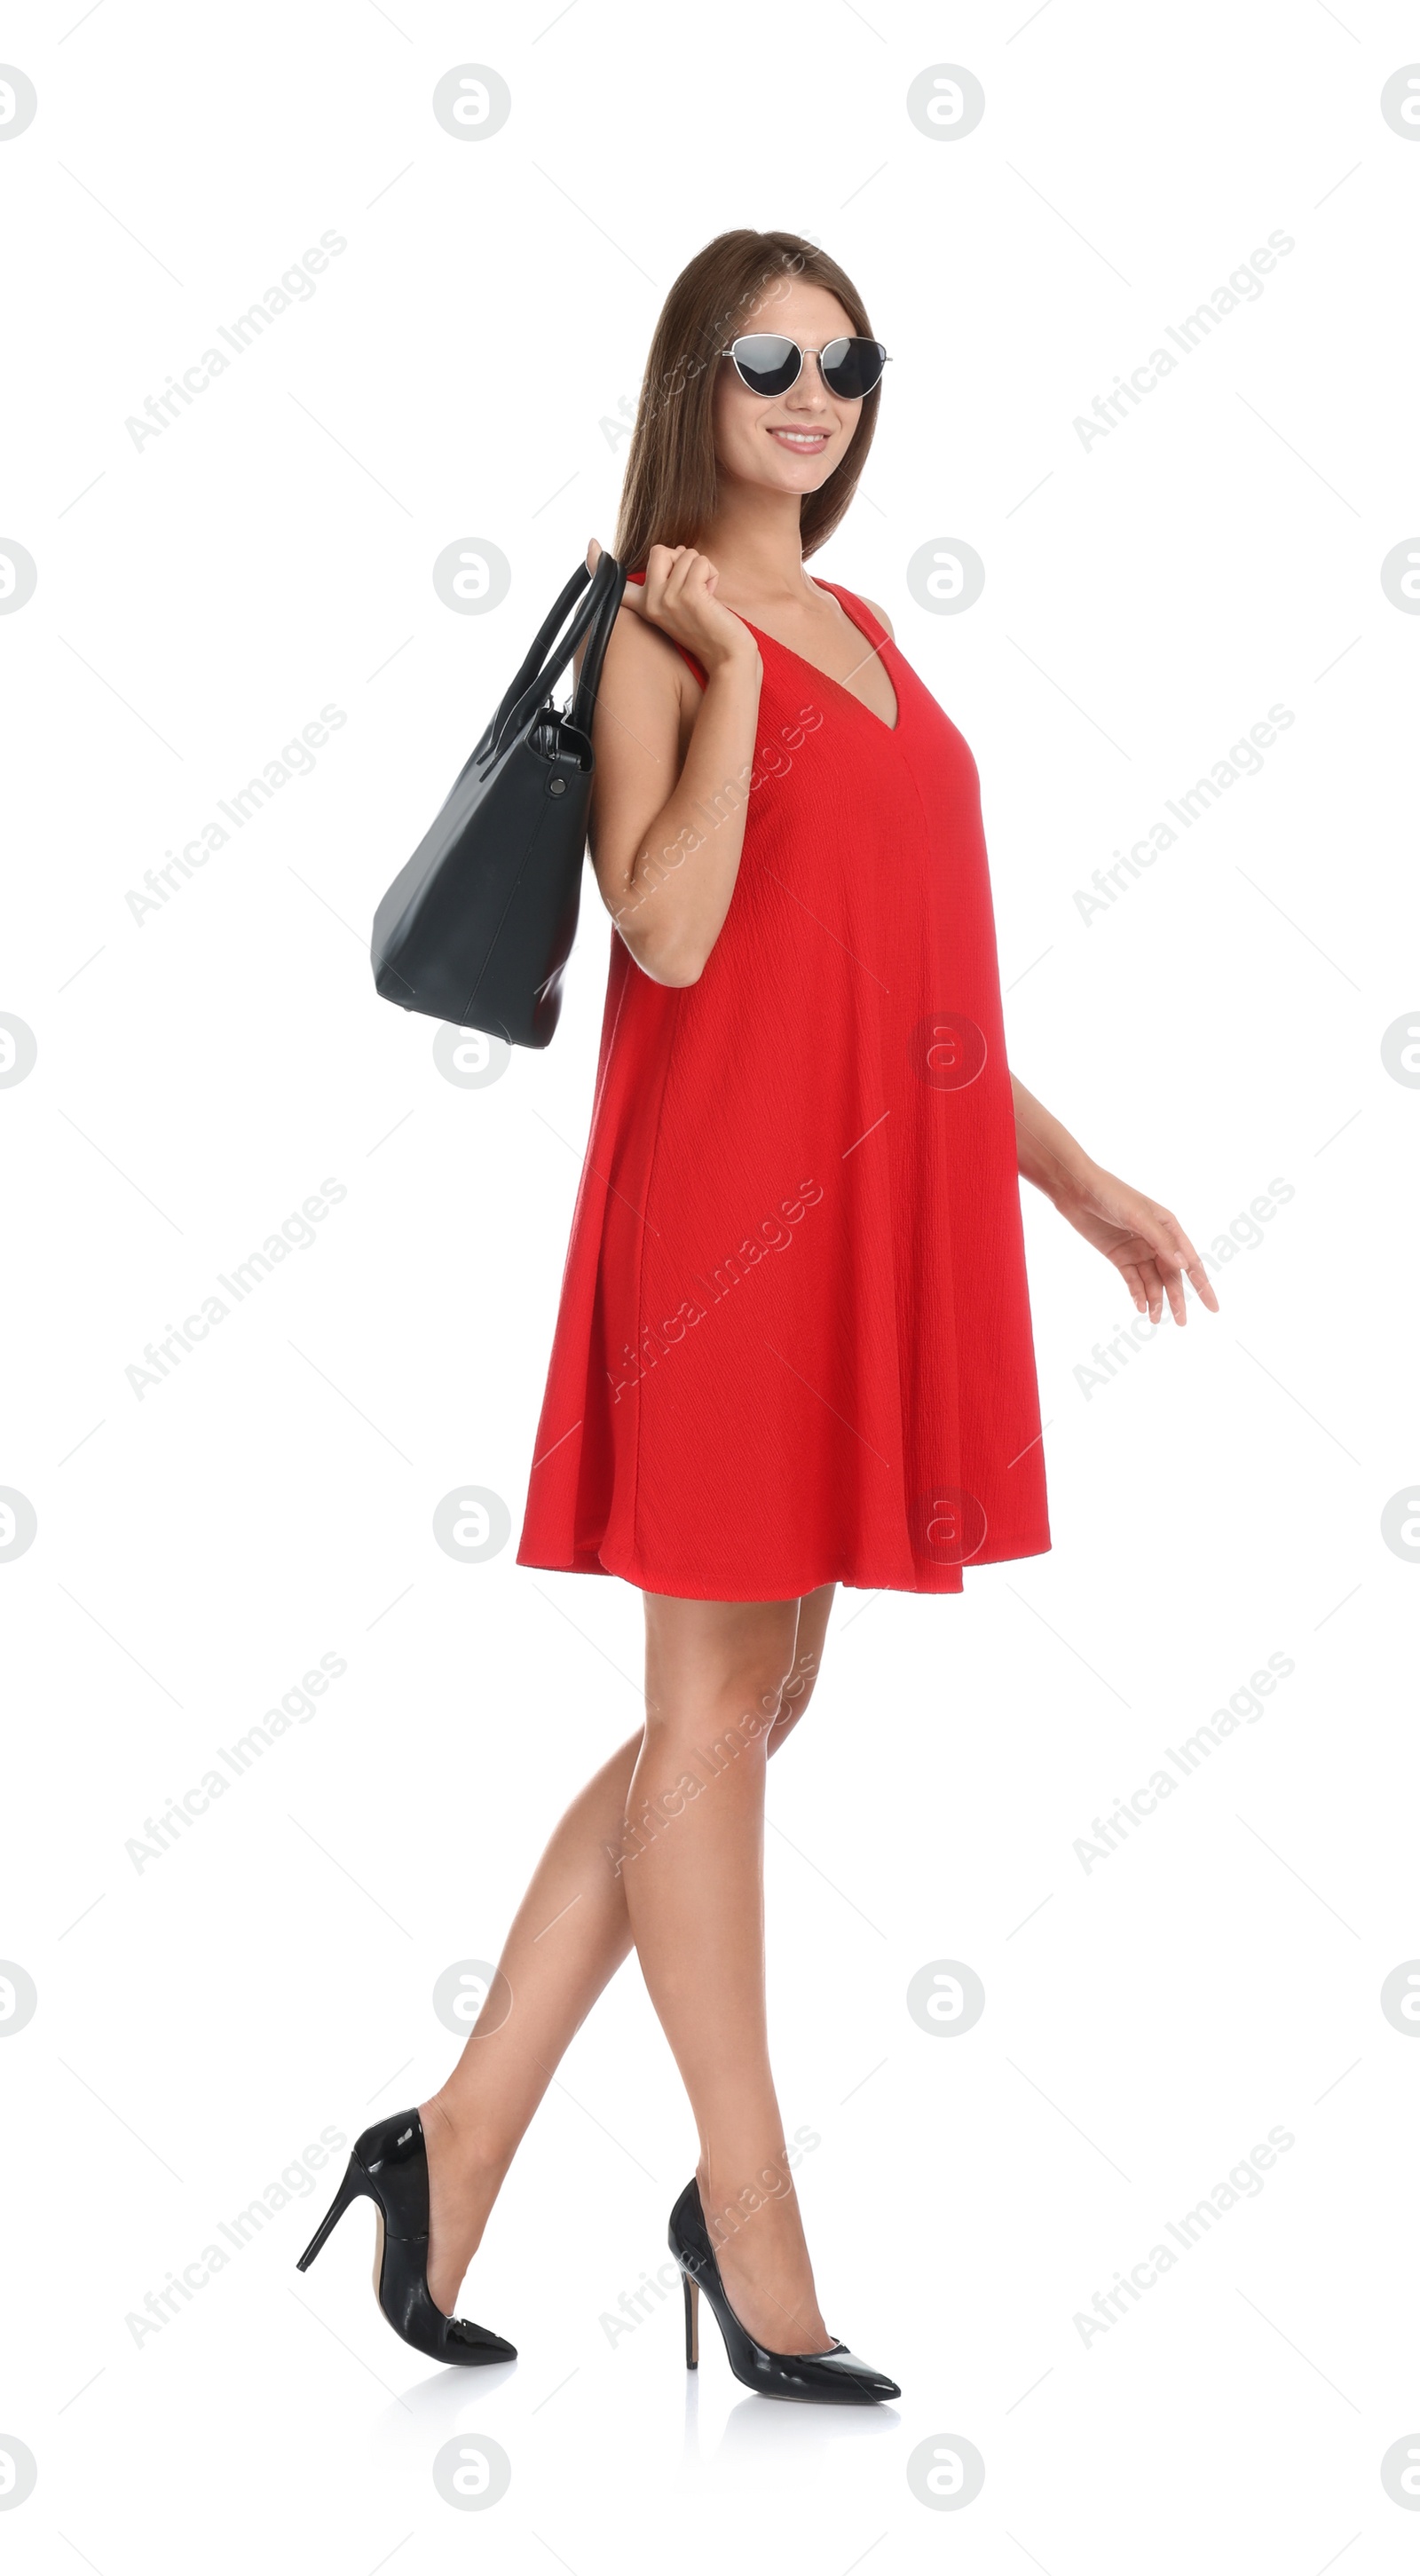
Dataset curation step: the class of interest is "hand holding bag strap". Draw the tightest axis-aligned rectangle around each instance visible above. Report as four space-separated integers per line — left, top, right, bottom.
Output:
472 560 590 763
488 550 622 765
571 557 624 736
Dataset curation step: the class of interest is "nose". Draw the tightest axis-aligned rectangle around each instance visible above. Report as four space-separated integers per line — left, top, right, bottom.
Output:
785 352 831 410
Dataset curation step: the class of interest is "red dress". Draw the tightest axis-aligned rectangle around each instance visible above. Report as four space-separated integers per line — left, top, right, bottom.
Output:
516 581 1050 1600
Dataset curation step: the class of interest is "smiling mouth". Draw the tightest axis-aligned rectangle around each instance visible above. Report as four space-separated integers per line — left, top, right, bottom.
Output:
769 427 830 450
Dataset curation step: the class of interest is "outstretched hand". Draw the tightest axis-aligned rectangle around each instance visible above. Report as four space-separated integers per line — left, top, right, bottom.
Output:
1057 1167 1219 1325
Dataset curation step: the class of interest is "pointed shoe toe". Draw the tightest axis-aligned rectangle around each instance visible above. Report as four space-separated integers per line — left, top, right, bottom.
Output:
296 2107 516 2368
444 2314 517 2365
667 2177 899 2406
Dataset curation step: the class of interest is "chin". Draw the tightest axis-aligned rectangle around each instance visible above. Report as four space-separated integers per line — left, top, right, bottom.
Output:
764 454 840 491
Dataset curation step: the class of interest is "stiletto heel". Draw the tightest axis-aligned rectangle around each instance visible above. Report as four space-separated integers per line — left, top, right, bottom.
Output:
296 2108 516 2368
296 2154 372 2270
668 2178 899 2405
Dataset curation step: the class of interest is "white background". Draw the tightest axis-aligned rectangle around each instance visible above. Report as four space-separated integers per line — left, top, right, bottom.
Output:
4 0 1418 2565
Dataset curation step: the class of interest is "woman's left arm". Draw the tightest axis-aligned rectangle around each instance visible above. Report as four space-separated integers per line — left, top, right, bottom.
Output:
1010 1075 1219 1327
863 589 1216 1329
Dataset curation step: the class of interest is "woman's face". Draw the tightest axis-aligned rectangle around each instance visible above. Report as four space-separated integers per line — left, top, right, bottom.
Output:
710 280 866 499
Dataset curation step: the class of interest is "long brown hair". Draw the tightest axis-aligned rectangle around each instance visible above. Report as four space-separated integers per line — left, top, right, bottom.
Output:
613 230 880 573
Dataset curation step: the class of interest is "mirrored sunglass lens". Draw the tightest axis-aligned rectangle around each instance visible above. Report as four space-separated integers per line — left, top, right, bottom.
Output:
821 337 886 398
730 336 801 394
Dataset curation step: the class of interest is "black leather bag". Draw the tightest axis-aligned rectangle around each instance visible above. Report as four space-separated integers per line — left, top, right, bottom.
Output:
371 552 624 1048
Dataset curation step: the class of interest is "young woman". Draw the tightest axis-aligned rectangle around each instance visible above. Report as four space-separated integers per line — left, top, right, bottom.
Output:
301 230 1218 2401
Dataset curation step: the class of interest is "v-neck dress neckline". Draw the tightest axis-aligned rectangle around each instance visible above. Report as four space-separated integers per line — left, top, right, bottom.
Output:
738 581 901 736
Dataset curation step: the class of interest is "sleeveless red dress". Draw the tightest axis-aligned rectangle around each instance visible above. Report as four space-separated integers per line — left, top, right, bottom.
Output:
516 581 1050 1600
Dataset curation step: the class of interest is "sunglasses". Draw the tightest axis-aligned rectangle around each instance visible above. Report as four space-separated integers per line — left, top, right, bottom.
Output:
717 334 890 401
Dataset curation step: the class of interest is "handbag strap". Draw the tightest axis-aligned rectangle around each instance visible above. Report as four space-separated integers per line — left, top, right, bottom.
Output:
472 560 590 764
571 553 624 738
487 551 623 765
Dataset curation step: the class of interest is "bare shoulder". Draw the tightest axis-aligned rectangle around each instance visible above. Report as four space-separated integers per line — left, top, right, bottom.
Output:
575 596 692 732
856 594 895 641
605 597 692 686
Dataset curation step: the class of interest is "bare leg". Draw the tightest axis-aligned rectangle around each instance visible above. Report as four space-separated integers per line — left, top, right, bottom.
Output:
418 1734 638 2314
625 1590 833 2353
419 1584 836 2319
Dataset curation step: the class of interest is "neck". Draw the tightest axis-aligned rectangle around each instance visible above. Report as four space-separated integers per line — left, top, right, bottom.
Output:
691 478 819 612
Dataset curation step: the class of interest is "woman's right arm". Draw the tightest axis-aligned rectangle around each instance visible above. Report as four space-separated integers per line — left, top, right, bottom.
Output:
584 542 763 989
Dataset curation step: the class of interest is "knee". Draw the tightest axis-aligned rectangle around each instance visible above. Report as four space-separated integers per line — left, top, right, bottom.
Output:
768 1639 824 1747
644 1652 787 1760
781 1646 821 1719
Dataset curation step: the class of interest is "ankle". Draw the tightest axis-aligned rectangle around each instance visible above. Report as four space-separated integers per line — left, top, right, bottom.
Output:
698 2160 798 2250
421 2094 512 2177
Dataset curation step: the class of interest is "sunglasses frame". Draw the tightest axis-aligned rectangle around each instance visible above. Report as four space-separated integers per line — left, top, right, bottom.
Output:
716 334 891 400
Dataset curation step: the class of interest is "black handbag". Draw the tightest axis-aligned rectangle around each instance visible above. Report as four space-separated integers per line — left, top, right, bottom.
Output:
371 551 624 1048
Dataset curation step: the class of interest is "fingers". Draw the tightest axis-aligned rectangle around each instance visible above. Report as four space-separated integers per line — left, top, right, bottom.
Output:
645 544 688 581
586 536 602 570
640 544 686 622
1112 1203 1220 1327
1150 1209 1219 1324
1170 1219 1220 1313
1138 1234 1187 1326
637 544 720 635
619 541 682 619
1116 1250 1161 1319
648 545 714 590
1144 1210 1221 1329
662 549 714 609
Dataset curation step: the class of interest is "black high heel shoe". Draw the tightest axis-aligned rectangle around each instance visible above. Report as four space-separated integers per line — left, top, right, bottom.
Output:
296 2107 515 2367
668 2178 899 2405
